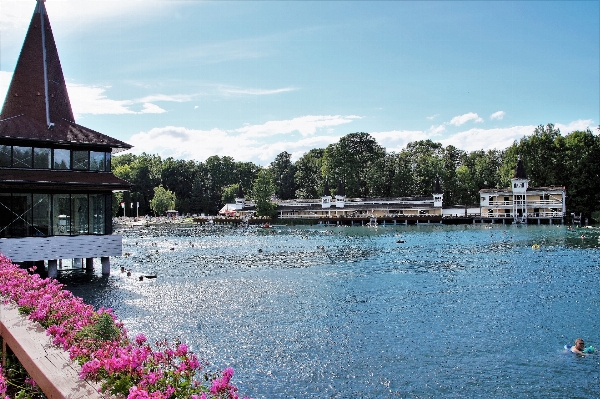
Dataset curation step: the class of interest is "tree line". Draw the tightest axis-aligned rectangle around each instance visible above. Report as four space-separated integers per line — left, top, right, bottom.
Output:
112 124 600 220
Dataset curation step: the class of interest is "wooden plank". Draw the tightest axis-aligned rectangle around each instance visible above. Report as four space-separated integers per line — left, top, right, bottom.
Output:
0 303 109 398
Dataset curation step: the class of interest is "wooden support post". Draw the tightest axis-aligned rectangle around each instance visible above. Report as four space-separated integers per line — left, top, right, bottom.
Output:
85 258 94 272
101 257 110 275
48 260 58 279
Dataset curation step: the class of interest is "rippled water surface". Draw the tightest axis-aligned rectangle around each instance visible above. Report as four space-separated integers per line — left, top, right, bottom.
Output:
63 224 600 398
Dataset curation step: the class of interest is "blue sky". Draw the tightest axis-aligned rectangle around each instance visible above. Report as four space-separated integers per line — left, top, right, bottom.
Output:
1 1 598 165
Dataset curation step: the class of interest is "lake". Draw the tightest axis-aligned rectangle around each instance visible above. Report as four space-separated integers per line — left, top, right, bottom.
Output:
63 224 600 398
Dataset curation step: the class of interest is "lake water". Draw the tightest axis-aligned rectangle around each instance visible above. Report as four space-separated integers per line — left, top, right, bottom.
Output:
63 224 600 398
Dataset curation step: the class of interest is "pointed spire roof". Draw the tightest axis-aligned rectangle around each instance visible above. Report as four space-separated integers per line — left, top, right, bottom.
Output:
434 175 442 194
336 180 345 196
323 179 331 197
237 182 244 198
513 155 527 179
0 1 130 151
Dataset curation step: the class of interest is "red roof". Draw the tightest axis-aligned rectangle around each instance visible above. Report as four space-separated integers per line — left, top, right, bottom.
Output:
0 1 131 152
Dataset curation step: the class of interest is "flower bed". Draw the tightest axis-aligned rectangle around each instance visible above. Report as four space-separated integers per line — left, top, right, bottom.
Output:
0 255 247 399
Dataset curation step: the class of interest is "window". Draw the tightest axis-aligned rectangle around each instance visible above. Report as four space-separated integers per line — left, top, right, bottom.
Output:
0 194 11 238
32 194 51 236
90 194 106 234
71 194 89 234
0 145 11 167
106 152 111 171
53 194 71 235
90 151 106 171
73 150 89 170
33 148 51 169
53 149 70 169
11 194 31 236
12 146 32 168
0 192 109 237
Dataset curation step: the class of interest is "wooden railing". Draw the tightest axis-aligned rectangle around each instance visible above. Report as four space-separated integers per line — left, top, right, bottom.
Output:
0 303 107 398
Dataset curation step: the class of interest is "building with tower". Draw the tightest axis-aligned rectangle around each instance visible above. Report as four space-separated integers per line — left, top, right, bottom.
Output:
0 0 131 276
479 156 566 224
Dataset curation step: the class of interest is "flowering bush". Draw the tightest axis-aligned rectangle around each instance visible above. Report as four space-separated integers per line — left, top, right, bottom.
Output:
0 364 6 398
0 255 248 399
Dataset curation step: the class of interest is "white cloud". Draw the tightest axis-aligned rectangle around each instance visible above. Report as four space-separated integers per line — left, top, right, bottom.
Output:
125 115 362 164
65 83 190 117
449 112 484 126
116 118 599 166
427 114 440 120
137 94 195 103
439 126 535 152
555 119 595 133
234 115 361 138
371 125 446 153
0 71 11 102
139 103 167 114
67 84 135 117
219 86 297 96
0 0 172 34
490 111 506 120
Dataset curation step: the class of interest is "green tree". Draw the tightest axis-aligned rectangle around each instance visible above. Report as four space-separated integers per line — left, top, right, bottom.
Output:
400 140 444 197
388 151 416 197
252 169 277 217
150 185 176 216
270 151 297 200
365 153 396 197
322 133 386 197
161 158 198 215
112 153 162 216
221 183 240 204
294 148 325 199
562 129 600 219
503 124 563 187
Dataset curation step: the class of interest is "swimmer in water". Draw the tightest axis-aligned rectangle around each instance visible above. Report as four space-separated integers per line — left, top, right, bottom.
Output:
570 338 585 355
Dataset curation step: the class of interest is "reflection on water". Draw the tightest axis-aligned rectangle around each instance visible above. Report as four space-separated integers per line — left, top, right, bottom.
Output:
63 225 600 398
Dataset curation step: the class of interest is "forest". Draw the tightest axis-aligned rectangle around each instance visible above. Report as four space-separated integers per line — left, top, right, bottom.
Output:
112 124 600 221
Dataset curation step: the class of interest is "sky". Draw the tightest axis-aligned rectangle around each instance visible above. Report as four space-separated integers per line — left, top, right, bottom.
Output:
0 0 598 166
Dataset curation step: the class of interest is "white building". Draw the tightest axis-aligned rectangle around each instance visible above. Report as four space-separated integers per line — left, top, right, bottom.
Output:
479 156 566 224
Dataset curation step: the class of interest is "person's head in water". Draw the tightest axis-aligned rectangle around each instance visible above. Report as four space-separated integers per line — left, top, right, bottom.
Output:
571 338 585 354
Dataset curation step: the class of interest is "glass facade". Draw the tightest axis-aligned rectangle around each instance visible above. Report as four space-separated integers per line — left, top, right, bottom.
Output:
0 145 111 171
73 150 89 170
0 193 111 238
34 147 51 169
12 147 32 168
53 149 70 170
0 145 10 167
90 151 106 171
90 194 106 234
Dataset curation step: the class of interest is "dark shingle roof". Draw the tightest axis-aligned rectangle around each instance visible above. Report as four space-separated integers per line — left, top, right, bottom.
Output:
0 1 131 152
323 179 331 197
513 155 527 179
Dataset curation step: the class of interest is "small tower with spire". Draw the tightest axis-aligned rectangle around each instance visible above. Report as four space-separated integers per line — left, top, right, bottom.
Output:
335 180 346 208
321 179 332 209
511 155 529 222
433 176 443 208
235 182 245 209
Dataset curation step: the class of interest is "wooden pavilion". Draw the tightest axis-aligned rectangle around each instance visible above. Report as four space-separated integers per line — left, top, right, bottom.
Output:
0 0 131 276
